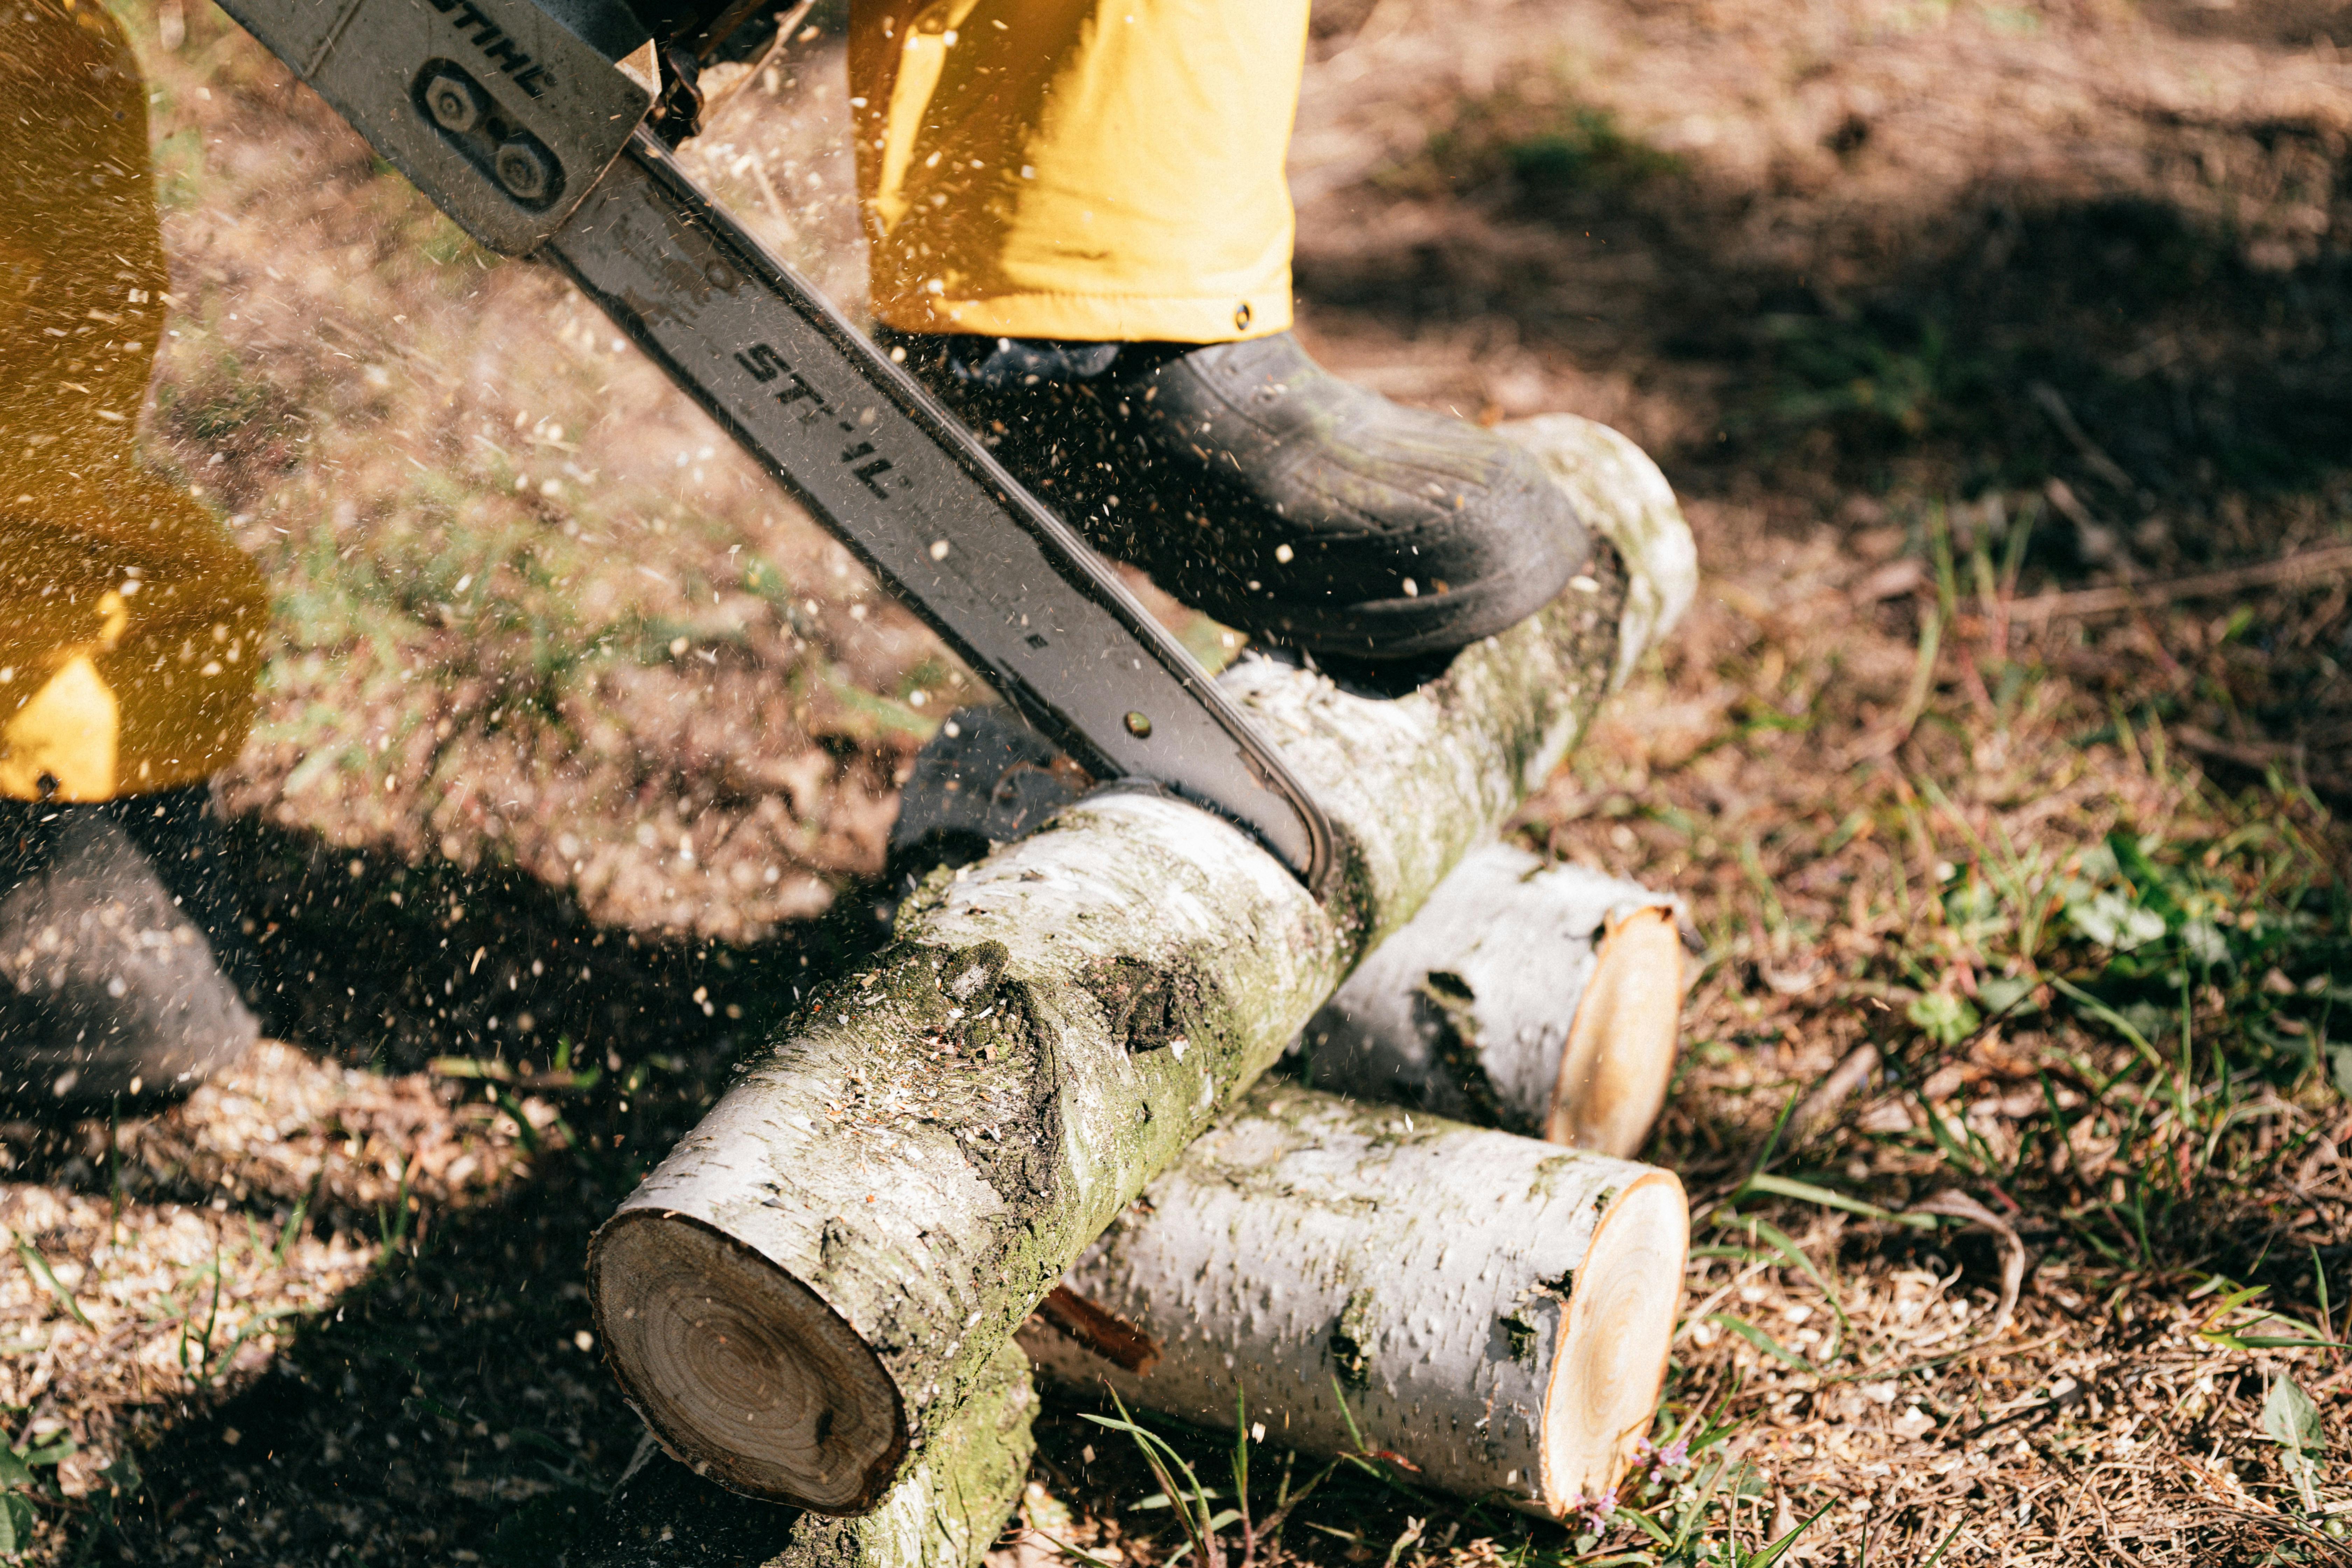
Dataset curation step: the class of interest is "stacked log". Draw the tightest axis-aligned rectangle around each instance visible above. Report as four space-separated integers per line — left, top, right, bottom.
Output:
588 414 1696 1531
1296 842 1689 1158
889 749 1692 1159
1021 1082 1688 1516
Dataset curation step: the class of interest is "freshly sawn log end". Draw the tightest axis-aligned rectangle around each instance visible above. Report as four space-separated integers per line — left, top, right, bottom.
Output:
588 1338 1035 1568
1537 1165 1689 1500
1297 844 1687 1156
593 1211 905 1509
1544 899 1687 1157
1021 1083 1689 1515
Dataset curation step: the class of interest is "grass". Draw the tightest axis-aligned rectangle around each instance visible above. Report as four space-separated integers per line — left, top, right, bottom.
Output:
1505 485 2352 1559
1042 1381 1840 1568
1386 72 1687 205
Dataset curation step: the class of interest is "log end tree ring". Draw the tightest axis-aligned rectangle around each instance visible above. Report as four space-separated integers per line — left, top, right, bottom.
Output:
1545 903 1688 1158
1539 1168 1689 1507
1301 846 1688 1152
590 1210 906 1511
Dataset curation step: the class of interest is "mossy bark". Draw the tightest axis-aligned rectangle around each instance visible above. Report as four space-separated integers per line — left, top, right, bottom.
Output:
589 1339 1035 1568
589 416 1689 1511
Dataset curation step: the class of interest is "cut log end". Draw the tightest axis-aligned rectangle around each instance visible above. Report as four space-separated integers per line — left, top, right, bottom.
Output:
1541 1168 1689 1506
590 1211 905 1512
1546 904 1686 1158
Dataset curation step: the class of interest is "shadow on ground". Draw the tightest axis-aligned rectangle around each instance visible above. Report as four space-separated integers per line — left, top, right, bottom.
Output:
23 821 899 1564
1302 135 2352 527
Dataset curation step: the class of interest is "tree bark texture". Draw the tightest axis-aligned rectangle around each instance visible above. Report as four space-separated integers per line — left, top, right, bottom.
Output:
1019 1082 1688 1516
1295 843 1687 1158
589 415 1694 1511
590 1339 1035 1568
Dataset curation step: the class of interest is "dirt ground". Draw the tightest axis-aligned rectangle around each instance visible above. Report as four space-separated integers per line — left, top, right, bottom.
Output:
1 0 2349 1561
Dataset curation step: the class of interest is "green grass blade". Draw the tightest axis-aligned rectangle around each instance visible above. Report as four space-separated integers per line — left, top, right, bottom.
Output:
14 1237 92 1329
1703 1314 1813 1372
1740 1173 1935 1229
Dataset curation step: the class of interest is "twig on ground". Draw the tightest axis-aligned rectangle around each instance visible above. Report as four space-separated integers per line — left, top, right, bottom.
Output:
1907 1189 2026 1339
2016 544 2352 623
2169 725 2306 776
2028 382 2140 496
1782 1043 1879 1154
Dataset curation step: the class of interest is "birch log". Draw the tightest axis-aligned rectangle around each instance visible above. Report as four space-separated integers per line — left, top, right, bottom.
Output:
589 415 1694 1512
591 1339 1035 1568
1296 844 1688 1157
1019 1082 1688 1516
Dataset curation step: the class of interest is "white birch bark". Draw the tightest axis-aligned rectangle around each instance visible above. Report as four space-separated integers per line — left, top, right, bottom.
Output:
1019 1082 1688 1516
589 416 1692 1511
1296 844 1687 1157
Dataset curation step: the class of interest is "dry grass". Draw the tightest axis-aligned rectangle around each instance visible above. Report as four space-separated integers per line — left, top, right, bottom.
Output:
0 0 2344 1560
1514 521 2352 1562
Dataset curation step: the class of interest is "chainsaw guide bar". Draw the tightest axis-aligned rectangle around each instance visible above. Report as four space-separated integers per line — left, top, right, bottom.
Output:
216 0 1335 888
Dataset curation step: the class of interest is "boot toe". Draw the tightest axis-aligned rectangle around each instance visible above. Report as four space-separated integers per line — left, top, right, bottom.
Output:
887 327 1591 661
0 806 257 1108
1141 368 1588 657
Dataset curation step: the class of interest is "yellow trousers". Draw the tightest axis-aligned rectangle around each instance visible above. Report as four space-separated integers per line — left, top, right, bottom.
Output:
0 0 267 806
849 0 1310 343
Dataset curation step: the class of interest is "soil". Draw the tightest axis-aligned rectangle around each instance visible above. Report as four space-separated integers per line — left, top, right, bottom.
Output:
0 0 2347 1562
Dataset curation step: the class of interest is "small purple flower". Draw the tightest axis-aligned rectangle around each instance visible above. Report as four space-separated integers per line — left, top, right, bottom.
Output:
1633 1434 1690 1481
1574 1487 1618 1534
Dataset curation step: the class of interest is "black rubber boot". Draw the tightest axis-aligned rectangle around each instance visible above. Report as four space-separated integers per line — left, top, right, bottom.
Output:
0 786 259 1107
884 329 1587 662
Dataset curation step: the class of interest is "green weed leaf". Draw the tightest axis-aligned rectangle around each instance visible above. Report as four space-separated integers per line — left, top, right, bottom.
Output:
2061 887 2165 951
2263 1374 2326 1513
1702 1314 1812 1371
1975 974 2037 1017
1738 1173 1935 1229
13 1239 91 1330
1744 1500 1832 1566
1907 991 1980 1046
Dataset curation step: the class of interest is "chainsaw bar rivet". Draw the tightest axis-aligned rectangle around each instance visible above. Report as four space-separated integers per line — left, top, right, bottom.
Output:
495 139 555 202
424 70 482 134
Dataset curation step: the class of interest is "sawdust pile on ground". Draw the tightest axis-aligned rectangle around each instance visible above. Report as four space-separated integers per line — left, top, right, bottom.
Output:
0 0 2344 1561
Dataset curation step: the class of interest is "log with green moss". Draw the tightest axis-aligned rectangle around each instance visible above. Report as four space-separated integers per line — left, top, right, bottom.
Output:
588 415 1696 1513
1019 1080 1688 1517
589 1339 1036 1568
